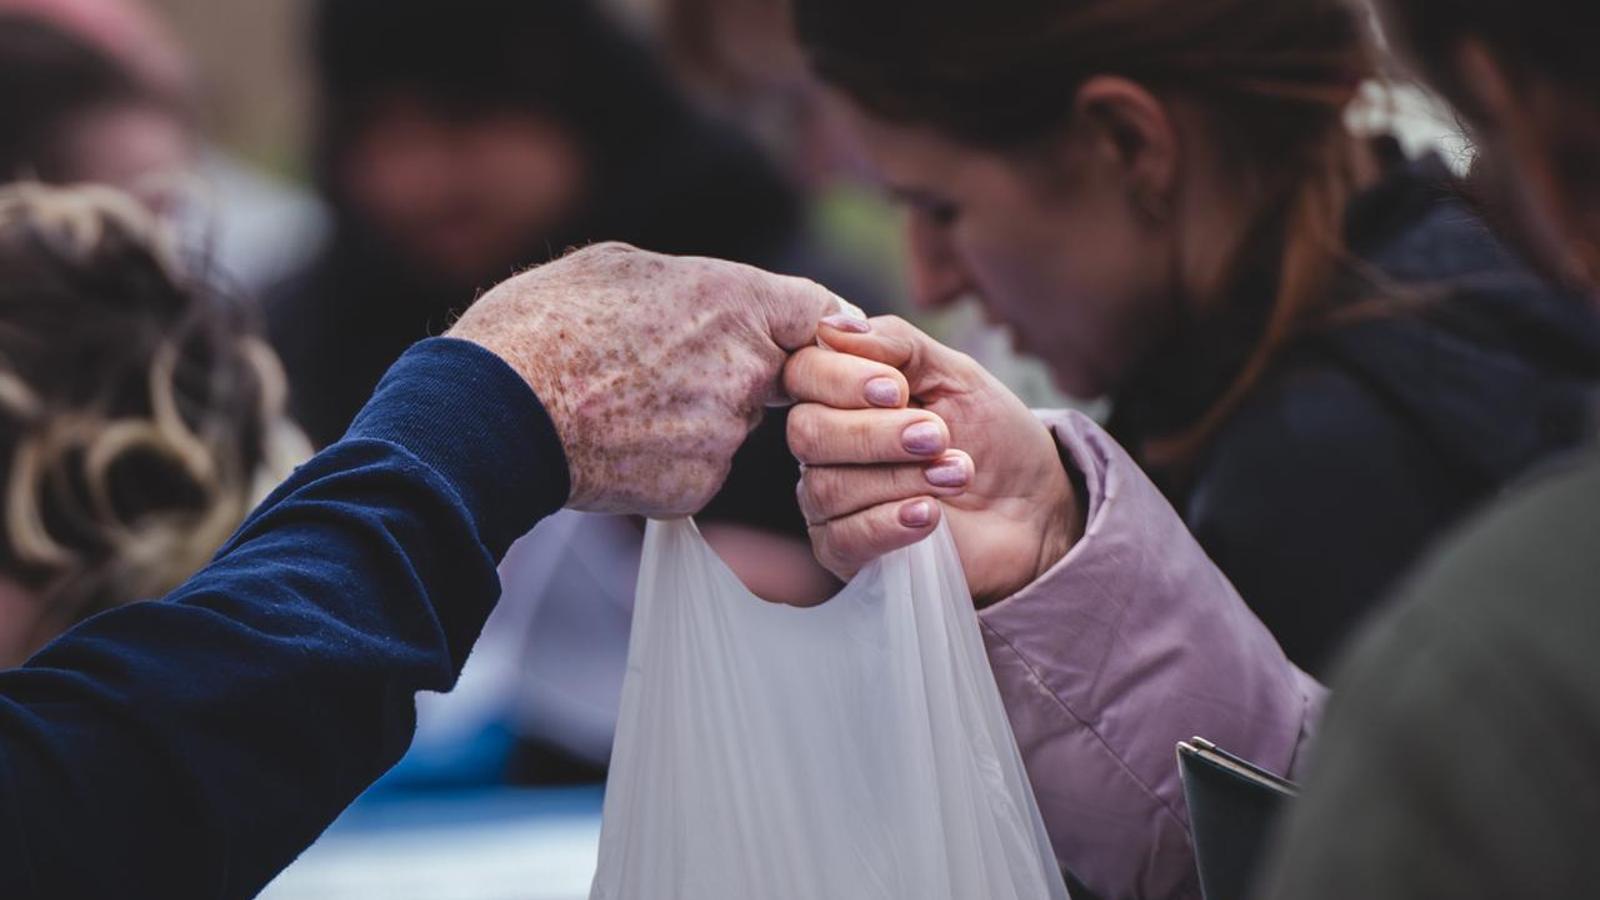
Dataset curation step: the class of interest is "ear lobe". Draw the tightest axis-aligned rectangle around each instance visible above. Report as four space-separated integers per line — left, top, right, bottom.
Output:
1073 75 1180 203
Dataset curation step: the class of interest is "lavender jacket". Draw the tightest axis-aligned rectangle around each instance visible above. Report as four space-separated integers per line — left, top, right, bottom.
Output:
976 411 1325 900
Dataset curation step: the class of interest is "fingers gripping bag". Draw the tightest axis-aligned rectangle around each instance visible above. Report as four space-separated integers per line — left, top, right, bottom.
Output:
590 518 1070 900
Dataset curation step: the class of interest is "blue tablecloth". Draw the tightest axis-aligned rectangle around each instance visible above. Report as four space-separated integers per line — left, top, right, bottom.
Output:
261 786 604 900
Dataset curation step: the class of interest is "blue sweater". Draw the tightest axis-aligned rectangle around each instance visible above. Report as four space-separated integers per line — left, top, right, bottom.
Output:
0 338 569 898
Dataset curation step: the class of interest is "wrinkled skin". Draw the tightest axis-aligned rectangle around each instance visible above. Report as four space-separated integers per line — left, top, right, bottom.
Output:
449 242 845 517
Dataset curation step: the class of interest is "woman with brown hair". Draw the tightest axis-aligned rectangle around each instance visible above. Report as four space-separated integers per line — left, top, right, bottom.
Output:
0 181 305 667
784 0 1600 896
780 0 1600 893
792 0 1600 676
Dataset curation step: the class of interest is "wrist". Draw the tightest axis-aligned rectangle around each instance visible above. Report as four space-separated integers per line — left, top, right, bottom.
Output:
1029 446 1083 584
448 309 586 506
972 433 1084 608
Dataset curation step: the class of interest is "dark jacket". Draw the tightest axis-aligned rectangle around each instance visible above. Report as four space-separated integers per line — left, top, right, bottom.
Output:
1111 149 1600 675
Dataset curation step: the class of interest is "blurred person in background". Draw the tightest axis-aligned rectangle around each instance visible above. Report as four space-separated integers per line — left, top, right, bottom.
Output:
792 0 1600 678
652 0 865 190
273 0 876 447
0 13 190 215
1254 0 1600 895
0 181 305 668
278 0 886 784
0 1 329 293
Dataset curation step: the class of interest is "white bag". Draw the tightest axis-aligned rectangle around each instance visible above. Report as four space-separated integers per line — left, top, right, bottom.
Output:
590 518 1070 900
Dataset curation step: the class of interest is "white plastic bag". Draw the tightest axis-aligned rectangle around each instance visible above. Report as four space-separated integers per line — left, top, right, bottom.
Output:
590 518 1070 900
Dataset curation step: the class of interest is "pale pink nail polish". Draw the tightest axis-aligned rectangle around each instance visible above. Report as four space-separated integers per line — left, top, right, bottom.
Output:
899 500 934 527
902 422 944 455
865 377 902 408
820 314 871 334
925 459 969 488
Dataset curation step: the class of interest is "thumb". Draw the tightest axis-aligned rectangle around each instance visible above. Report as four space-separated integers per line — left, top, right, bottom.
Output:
761 273 866 352
815 314 967 395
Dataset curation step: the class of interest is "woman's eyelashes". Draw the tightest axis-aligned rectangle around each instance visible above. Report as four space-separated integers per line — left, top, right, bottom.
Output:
894 186 964 228
926 201 962 227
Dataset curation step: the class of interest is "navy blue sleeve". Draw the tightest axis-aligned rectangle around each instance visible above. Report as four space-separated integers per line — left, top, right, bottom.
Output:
0 337 569 899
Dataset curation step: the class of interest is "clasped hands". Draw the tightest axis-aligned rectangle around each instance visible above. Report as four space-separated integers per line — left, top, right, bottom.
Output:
449 244 1081 605
784 315 1083 606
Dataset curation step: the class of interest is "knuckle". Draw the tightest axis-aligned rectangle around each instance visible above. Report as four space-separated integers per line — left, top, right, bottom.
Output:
798 477 834 526
825 522 864 576
782 348 818 396
852 416 884 460
891 464 923 497
786 405 821 459
769 271 824 302
796 476 816 522
812 528 849 577
805 468 843 518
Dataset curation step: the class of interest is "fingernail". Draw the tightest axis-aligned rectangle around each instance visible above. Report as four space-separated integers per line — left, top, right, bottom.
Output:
902 421 945 456
899 499 934 528
864 377 902 408
820 314 871 334
925 458 969 488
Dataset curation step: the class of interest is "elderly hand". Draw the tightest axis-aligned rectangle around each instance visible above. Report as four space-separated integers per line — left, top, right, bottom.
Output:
784 315 1084 605
449 243 846 517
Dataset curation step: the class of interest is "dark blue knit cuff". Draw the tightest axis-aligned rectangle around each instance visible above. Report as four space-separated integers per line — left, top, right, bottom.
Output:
347 337 570 555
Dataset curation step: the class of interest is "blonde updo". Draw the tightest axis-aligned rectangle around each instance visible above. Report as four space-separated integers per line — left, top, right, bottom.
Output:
0 182 306 651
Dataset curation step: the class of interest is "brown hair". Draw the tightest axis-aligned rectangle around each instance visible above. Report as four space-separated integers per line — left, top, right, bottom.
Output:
0 183 305 653
794 0 1379 463
1377 0 1600 286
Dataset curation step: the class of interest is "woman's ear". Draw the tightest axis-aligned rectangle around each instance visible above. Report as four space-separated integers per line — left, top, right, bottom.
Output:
1072 75 1180 221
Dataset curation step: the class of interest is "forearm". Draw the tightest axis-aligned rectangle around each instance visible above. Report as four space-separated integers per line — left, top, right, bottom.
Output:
979 411 1323 900
0 338 567 898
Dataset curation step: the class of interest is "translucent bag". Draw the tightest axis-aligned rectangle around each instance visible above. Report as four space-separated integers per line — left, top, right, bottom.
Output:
590 518 1071 900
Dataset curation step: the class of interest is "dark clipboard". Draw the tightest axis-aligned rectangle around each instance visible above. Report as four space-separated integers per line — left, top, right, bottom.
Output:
1177 737 1299 900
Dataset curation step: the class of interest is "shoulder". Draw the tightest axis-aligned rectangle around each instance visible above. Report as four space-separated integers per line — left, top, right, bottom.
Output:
1191 353 1447 529
1186 354 1450 583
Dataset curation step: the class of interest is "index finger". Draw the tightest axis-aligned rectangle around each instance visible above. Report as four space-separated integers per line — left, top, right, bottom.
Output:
814 314 977 395
783 345 909 410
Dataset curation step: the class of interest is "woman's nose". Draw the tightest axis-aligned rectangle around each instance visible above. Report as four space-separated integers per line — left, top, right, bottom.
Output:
905 211 974 311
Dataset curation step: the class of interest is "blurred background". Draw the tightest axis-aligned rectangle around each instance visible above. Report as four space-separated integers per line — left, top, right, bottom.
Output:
0 0 1475 897
144 0 312 173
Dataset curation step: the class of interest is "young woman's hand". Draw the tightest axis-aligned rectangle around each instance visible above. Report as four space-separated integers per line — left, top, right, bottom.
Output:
783 315 1084 605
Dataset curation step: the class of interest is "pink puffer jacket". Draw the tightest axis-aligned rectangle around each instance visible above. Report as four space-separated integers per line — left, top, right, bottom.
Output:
977 411 1325 900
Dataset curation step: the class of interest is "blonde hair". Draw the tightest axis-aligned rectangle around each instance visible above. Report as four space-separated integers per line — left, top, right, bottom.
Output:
0 182 307 650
